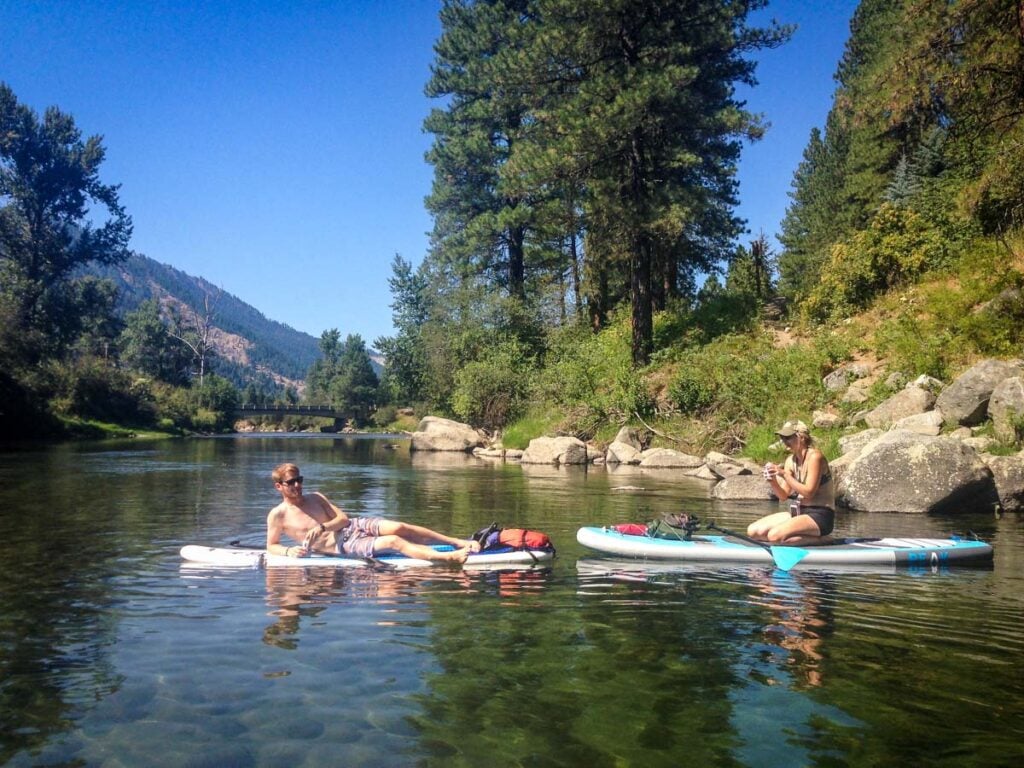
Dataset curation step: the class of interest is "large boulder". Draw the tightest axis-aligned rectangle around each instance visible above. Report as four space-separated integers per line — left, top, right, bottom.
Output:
606 440 643 464
409 416 485 452
711 474 775 501
612 426 646 450
989 376 1024 443
862 385 936 429
838 428 884 459
840 430 997 513
935 359 1024 426
520 435 589 465
985 454 1024 513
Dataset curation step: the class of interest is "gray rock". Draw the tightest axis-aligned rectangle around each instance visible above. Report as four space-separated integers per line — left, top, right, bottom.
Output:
606 440 643 465
612 426 645 450
909 374 945 394
410 416 486 452
985 454 1024 512
690 465 721 481
520 435 589 465
863 386 936 429
843 380 873 404
935 358 1024 426
638 448 704 469
885 371 909 390
838 428 884 458
962 436 996 453
812 410 841 429
840 430 997 513
711 473 775 501
891 409 944 436
703 451 751 478
989 376 1024 443
473 447 505 458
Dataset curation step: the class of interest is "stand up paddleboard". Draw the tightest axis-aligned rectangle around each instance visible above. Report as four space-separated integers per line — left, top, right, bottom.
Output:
180 544 554 570
576 526 993 569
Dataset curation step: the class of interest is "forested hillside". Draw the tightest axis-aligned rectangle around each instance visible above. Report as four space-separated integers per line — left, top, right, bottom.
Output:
88 252 322 387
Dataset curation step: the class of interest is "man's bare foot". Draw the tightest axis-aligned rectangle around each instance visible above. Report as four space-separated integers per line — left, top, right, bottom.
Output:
460 538 481 553
449 546 472 564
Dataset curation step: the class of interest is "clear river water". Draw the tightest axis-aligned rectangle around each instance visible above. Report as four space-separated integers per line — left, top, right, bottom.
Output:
1 434 1022 767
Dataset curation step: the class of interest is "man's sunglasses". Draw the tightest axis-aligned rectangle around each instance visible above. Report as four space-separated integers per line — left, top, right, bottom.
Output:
282 476 304 487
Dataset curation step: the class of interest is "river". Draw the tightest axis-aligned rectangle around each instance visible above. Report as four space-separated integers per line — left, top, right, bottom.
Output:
1 434 1022 767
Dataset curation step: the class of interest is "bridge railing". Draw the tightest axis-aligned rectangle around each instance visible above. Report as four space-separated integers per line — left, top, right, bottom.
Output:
236 404 338 412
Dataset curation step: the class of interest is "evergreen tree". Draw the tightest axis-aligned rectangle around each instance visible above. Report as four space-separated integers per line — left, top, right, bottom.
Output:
504 0 788 365
425 0 538 302
375 255 429 404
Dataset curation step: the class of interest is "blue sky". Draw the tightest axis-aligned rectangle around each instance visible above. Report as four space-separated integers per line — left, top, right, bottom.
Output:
1 0 858 345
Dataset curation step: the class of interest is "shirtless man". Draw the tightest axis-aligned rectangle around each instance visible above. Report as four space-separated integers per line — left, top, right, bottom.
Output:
266 463 479 563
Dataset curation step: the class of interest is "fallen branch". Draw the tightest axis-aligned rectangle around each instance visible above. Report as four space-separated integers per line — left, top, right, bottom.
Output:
633 411 681 444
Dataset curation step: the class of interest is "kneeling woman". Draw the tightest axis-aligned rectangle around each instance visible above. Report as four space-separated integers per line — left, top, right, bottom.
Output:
748 420 835 544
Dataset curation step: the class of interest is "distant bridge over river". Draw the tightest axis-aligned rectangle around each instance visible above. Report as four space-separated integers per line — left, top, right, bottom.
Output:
233 403 365 429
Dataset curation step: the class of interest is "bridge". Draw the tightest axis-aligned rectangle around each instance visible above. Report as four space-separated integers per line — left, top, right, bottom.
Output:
233 403 364 429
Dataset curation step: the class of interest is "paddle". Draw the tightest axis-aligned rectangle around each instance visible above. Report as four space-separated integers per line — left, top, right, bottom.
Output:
705 522 810 571
228 539 397 571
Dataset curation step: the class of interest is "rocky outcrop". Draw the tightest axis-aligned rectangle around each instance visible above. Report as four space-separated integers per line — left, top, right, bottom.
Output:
839 430 997 513
986 454 1024 513
409 416 486 452
935 359 1024 426
862 385 936 429
520 435 590 465
989 376 1024 443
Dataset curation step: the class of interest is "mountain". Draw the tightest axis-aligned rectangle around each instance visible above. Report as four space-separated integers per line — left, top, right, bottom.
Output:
90 252 326 394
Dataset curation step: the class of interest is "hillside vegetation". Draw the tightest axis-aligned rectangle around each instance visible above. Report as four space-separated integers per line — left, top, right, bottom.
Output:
375 0 1024 457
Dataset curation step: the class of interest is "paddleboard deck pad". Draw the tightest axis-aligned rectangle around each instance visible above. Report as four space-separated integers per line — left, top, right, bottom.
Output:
180 544 554 570
576 526 993 567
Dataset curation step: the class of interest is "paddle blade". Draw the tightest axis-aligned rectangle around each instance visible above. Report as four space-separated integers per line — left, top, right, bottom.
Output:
770 546 809 571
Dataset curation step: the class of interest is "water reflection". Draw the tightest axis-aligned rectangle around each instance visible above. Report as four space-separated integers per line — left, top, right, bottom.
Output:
1 437 1022 767
748 570 836 689
260 564 556 651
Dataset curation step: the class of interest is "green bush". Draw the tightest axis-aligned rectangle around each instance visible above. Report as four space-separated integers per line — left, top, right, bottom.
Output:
50 357 156 426
667 371 716 414
371 404 398 429
804 203 947 321
451 341 534 431
534 314 654 435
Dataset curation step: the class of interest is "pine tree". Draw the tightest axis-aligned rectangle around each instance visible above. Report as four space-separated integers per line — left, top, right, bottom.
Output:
508 0 788 364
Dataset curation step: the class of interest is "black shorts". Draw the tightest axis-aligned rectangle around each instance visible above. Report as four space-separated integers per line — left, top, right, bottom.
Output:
793 505 835 536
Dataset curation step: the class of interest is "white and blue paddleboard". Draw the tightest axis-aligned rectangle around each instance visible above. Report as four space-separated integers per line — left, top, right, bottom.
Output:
180 544 554 570
576 526 993 568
